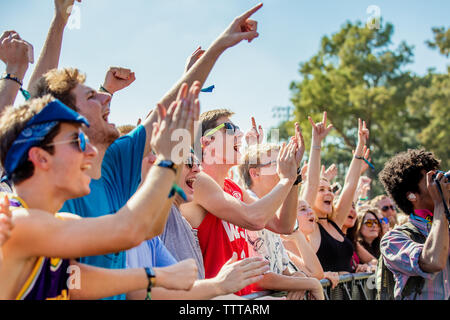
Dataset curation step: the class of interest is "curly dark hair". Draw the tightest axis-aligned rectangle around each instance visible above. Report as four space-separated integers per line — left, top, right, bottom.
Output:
379 149 440 214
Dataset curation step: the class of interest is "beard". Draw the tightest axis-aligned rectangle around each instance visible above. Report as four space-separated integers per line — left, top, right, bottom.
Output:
86 125 120 147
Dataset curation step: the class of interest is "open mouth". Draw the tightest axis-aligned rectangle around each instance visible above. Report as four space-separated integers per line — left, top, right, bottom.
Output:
323 200 332 206
185 177 196 191
308 217 315 223
81 164 92 171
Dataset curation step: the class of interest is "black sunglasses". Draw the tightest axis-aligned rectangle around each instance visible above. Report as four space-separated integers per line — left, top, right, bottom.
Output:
381 205 396 212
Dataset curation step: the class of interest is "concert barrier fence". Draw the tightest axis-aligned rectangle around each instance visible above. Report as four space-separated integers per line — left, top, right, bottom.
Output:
242 272 377 300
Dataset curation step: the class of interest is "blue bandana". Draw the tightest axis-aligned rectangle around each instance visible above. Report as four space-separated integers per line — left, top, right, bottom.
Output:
3 100 89 179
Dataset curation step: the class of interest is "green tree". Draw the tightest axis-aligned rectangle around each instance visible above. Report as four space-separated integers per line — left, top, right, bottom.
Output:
408 26 450 169
282 20 421 195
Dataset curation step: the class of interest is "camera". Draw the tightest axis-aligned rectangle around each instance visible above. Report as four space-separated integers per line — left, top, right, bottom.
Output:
432 170 450 181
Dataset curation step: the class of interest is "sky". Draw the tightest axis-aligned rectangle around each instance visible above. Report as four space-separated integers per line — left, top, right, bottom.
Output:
1 0 449 135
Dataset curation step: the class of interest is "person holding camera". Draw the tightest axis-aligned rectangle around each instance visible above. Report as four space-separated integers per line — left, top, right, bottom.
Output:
379 149 450 300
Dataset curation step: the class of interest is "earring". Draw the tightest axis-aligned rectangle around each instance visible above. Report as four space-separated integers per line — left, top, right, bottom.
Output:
407 193 416 201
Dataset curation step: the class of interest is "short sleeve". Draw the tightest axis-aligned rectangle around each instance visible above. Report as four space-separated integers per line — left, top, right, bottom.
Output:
101 125 147 207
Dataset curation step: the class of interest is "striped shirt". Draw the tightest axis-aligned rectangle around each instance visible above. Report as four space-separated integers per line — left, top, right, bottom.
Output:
380 217 450 300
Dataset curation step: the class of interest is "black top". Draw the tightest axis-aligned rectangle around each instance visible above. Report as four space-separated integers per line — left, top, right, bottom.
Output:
316 219 354 272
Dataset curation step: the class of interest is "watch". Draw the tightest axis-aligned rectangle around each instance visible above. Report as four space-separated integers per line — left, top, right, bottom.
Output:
157 160 179 175
294 167 303 186
144 267 156 300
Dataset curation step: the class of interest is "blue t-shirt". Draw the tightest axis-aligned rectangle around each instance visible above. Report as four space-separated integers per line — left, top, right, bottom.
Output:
126 237 177 269
60 125 147 300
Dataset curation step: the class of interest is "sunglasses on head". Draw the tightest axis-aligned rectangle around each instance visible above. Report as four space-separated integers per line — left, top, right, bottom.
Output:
204 122 240 137
381 205 396 212
363 219 380 228
44 131 88 153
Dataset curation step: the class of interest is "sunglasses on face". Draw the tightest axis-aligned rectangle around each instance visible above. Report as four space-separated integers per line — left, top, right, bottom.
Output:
381 205 396 212
363 219 380 228
379 217 389 225
185 156 201 169
44 131 88 153
204 122 240 137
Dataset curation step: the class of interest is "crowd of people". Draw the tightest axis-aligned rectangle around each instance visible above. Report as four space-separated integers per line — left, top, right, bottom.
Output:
0 1 448 301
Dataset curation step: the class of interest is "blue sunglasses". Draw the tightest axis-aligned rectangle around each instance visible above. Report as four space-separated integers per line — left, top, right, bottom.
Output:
44 131 88 152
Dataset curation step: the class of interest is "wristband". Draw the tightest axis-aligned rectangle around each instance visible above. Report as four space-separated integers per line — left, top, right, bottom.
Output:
312 146 321 150
359 197 369 201
169 183 187 201
99 85 113 96
1 73 31 100
144 267 156 301
294 167 303 186
157 160 179 175
355 156 375 171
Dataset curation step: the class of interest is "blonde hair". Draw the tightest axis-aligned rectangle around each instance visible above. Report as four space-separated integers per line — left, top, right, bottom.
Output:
31 68 86 111
238 143 280 189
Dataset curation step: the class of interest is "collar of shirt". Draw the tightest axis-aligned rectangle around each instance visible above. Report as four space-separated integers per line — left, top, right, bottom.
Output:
414 209 434 219
409 215 431 236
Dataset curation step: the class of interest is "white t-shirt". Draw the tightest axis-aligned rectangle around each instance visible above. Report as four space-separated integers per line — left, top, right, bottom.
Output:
246 189 291 275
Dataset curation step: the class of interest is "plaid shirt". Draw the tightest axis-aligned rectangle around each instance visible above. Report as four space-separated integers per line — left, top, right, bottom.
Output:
380 217 450 300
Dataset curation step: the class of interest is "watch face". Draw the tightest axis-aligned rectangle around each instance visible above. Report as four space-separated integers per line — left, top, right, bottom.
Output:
159 160 174 167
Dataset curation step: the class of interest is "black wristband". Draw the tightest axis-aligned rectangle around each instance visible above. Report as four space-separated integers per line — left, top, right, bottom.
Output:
99 85 113 96
294 167 302 186
2 73 23 86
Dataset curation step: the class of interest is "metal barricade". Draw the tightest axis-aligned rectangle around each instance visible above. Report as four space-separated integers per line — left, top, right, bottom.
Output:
242 273 376 300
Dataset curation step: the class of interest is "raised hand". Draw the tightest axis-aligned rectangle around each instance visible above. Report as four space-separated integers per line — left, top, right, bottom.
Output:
358 118 370 147
102 67 136 95
244 117 264 146
293 123 306 168
151 81 201 163
322 164 338 182
214 252 270 295
276 140 298 183
54 0 82 24
426 170 450 205
214 3 263 50
309 111 333 145
0 31 33 75
155 259 198 291
185 46 205 73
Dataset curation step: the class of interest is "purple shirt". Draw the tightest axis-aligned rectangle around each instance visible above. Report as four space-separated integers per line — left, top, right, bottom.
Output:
380 217 450 300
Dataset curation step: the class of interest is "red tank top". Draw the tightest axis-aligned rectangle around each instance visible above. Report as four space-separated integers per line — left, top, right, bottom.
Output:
196 179 251 296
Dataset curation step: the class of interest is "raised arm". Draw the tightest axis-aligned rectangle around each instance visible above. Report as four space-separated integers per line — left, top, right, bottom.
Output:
419 171 450 273
265 123 305 234
333 119 369 228
193 141 297 231
142 3 263 153
27 0 81 90
0 31 32 111
5 83 199 260
302 112 333 206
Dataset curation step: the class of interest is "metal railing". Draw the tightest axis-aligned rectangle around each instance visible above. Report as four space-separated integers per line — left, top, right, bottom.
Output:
243 273 376 300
